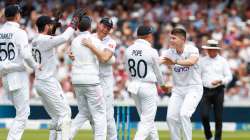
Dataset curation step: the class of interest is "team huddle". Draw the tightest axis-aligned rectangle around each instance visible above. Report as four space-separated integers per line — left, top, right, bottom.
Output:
0 4 232 140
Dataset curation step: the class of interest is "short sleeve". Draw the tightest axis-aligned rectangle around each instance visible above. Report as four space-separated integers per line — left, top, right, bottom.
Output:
103 38 116 53
152 49 159 59
188 45 199 57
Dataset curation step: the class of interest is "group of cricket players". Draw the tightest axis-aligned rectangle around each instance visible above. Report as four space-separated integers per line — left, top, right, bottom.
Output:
0 4 231 140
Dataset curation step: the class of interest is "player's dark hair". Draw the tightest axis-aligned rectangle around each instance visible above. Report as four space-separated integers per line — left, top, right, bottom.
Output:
4 4 22 21
37 25 45 33
171 28 186 40
78 16 91 32
36 16 52 33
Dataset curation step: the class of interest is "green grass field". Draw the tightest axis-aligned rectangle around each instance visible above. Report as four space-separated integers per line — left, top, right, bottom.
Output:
0 129 249 140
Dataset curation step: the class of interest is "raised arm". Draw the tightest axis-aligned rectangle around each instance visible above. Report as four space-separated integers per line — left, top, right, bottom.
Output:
40 27 75 51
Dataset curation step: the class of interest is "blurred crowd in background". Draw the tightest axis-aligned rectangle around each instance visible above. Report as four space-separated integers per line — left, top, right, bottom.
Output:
0 0 250 103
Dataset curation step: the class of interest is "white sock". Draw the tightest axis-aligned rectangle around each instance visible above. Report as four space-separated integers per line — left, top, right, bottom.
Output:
49 130 56 140
56 131 62 140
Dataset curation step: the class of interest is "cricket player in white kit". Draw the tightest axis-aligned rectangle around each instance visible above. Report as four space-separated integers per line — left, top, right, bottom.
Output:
81 17 117 140
0 5 40 140
70 15 107 140
161 28 203 140
125 25 167 140
31 14 81 140
70 17 117 140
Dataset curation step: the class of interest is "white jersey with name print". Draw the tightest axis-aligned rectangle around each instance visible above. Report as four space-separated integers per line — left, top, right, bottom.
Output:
163 43 202 87
97 34 116 77
0 22 37 71
32 27 74 80
71 31 103 85
125 39 164 85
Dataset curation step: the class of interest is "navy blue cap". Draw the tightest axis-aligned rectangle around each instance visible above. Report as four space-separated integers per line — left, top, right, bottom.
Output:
36 16 57 28
100 17 113 28
137 25 154 36
4 4 22 18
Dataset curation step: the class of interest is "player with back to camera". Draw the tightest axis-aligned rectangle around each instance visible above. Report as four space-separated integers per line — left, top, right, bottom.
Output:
70 15 107 140
125 25 168 140
69 17 118 140
0 4 41 140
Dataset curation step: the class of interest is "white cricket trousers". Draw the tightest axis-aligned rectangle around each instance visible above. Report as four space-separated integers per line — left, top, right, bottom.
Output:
131 82 159 140
72 84 107 140
101 76 117 140
35 77 71 138
2 72 30 140
167 85 203 140
70 77 116 140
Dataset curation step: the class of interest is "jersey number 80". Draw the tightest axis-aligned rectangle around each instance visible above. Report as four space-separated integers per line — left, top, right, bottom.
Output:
128 58 147 78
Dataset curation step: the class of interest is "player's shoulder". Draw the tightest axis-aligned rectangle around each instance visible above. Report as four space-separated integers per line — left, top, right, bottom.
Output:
125 44 135 55
149 47 158 55
162 47 175 54
104 35 116 47
90 32 97 37
14 28 27 36
185 42 199 53
217 55 227 62
73 32 90 42
105 35 116 42
199 56 208 62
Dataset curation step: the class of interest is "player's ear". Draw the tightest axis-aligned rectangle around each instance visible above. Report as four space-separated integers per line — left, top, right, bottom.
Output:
44 24 50 33
149 34 154 43
15 13 21 22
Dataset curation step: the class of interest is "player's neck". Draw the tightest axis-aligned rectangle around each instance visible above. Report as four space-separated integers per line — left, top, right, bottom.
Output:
176 45 184 54
209 54 218 58
97 32 105 40
40 32 48 35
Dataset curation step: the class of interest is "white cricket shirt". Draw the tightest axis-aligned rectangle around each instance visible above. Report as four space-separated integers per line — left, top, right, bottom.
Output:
200 55 232 88
71 31 103 85
162 43 202 87
125 39 164 85
0 21 38 90
32 27 74 80
98 34 116 77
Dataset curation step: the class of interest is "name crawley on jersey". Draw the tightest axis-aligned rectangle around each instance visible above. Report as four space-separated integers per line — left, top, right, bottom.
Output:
0 33 13 39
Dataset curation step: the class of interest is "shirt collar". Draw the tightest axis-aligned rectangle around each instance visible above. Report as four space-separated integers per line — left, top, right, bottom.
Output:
103 35 110 41
209 54 219 59
92 33 109 41
79 31 91 35
6 21 20 28
135 39 151 47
